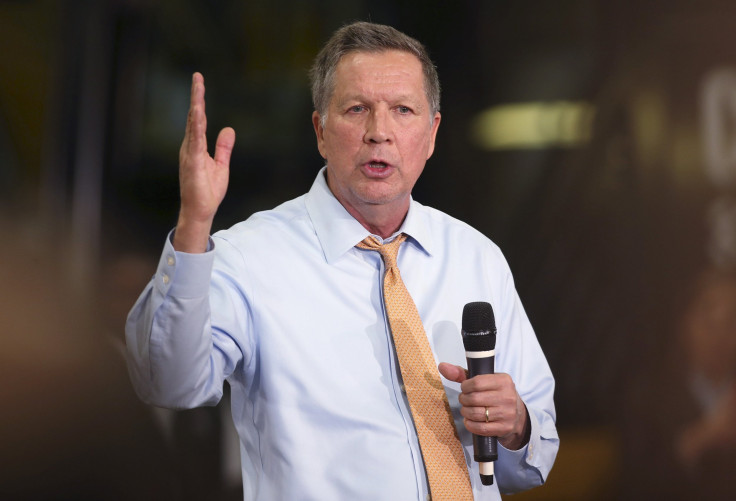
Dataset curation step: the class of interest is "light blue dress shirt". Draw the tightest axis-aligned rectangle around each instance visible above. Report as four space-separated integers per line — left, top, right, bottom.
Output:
126 167 558 500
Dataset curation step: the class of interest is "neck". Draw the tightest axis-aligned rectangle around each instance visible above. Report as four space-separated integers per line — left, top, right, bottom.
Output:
345 199 408 239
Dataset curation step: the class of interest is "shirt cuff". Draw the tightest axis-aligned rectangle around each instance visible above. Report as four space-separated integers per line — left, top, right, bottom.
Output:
495 404 558 493
153 229 215 298
496 405 543 465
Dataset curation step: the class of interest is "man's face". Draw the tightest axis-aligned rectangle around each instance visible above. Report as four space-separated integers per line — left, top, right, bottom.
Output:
313 50 441 225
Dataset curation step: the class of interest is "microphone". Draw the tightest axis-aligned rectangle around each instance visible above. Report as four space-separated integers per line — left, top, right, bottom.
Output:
462 301 498 486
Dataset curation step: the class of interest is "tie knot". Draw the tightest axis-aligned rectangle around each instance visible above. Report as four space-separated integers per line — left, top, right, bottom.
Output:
357 233 407 269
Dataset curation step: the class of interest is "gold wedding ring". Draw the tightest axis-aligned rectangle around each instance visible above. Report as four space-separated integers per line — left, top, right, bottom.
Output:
485 407 489 423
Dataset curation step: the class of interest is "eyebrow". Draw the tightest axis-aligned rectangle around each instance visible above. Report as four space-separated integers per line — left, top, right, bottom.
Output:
335 93 426 111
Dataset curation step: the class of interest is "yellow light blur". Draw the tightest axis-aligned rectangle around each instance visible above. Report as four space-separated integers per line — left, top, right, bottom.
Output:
471 101 595 150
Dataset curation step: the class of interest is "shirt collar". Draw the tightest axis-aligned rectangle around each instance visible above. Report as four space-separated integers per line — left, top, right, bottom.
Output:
304 166 434 264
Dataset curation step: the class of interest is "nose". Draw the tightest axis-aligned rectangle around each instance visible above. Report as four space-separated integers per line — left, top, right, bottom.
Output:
364 108 392 144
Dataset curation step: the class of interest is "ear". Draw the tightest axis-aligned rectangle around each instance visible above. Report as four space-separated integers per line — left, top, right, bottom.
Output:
426 112 441 160
312 111 327 159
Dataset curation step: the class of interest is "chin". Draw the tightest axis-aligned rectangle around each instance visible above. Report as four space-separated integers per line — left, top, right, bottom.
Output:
352 186 400 204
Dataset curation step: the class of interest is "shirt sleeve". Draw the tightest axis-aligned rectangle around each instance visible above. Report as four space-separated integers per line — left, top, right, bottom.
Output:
124 230 245 409
492 255 559 494
495 404 559 493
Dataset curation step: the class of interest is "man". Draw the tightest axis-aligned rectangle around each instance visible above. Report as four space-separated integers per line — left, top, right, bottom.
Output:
126 21 558 500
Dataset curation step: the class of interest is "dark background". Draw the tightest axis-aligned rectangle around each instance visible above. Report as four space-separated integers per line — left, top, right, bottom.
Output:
2 0 736 499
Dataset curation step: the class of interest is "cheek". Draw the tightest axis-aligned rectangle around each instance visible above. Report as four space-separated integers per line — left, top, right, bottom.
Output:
402 128 434 153
403 138 433 168
325 126 359 155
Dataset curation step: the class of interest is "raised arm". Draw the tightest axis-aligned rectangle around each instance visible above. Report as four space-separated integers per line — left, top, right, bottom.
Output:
125 73 240 408
174 72 236 253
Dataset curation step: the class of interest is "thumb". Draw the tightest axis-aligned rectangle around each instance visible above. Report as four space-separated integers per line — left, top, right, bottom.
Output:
438 362 468 383
214 126 236 167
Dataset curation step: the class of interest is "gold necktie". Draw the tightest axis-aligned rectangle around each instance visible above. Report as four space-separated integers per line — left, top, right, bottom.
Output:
357 234 473 500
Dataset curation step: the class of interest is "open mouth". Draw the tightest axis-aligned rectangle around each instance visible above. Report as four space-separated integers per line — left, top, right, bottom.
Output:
368 161 389 169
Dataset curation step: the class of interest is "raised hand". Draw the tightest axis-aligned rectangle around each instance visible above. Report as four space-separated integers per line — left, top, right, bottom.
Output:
173 72 236 253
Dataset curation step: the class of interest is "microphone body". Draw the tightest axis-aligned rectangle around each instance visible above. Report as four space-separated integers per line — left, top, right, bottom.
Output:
462 301 498 486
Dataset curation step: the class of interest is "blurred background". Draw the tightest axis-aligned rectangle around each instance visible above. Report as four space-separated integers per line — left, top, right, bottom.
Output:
2 0 736 499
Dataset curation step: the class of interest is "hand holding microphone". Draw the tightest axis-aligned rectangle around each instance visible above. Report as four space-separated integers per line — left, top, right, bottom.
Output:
461 301 498 485
438 301 531 487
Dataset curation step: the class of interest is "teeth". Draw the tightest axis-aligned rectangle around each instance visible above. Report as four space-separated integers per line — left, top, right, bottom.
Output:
369 162 387 168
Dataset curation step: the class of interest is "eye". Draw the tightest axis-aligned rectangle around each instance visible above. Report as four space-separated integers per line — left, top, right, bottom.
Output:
348 105 366 113
396 106 412 114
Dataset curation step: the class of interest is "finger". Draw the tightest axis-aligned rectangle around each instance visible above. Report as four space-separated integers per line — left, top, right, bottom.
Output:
185 72 208 155
463 418 511 438
214 127 236 168
184 73 201 140
438 362 468 383
459 388 518 411
460 372 512 394
459 405 492 423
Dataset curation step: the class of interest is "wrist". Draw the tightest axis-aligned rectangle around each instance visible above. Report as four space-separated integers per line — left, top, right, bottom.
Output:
499 403 531 451
173 215 213 253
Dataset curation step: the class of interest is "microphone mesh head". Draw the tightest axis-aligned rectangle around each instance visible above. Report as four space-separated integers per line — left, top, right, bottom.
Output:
462 302 496 351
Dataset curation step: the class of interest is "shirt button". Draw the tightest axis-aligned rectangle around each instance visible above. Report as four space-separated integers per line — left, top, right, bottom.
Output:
400 384 406 393
162 274 170 284
426 494 431 501
167 256 175 266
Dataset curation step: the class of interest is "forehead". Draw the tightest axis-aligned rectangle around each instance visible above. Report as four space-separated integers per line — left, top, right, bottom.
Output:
332 50 426 100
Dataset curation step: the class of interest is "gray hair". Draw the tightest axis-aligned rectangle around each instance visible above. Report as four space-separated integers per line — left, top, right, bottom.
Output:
309 21 441 125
